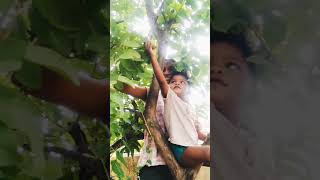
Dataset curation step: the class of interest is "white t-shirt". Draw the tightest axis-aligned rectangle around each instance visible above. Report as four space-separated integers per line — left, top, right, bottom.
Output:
163 88 200 146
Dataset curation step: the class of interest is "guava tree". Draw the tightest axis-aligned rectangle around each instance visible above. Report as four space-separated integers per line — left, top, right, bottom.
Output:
110 0 210 179
0 0 109 179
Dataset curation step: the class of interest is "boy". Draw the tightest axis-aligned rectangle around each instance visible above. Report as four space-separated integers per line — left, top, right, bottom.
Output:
118 58 176 180
211 29 262 180
145 41 210 168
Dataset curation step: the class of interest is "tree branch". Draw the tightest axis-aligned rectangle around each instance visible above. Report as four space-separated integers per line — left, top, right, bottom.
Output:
45 146 110 180
68 121 109 180
110 131 143 154
145 0 162 40
157 0 166 17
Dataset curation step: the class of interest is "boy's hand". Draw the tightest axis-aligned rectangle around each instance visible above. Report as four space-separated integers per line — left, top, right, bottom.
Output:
144 40 155 56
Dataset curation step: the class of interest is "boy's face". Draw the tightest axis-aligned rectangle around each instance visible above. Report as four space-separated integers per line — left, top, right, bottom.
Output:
163 62 175 82
211 42 251 110
169 75 188 97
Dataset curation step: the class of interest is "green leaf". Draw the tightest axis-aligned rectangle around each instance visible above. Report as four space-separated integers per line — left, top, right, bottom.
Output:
33 0 86 31
212 0 251 31
0 170 4 178
120 59 138 72
262 13 287 49
0 127 20 167
42 155 63 180
117 75 136 87
119 49 141 60
122 40 141 48
110 93 124 108
0 39 26 61
24 45 80 86
192 66 200 77
113 81 124 91
14 61 42 90
29 7 74 56
0 60 22 75
116 151 127 167
91 142 108 159
169 2 183 12
111 160 124 179
87 34 108 55
0 84 45 178
64 58 95 74
0 0 11 12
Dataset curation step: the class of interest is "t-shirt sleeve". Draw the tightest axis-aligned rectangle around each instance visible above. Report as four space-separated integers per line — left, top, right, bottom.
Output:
162 86 175 102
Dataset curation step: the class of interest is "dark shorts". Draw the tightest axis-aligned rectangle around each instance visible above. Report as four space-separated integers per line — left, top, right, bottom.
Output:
138 165 174 180
169 143 187 163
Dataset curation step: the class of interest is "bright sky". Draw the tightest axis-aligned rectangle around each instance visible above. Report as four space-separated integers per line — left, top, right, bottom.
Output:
129 16 151 38
188 85 210 132
194 35 210 57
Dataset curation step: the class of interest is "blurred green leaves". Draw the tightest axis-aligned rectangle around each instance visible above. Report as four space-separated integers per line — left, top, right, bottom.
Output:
0 0 109 179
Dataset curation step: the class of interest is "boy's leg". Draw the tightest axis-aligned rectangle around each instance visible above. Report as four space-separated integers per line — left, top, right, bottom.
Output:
139 165 174 180
180 145 210 168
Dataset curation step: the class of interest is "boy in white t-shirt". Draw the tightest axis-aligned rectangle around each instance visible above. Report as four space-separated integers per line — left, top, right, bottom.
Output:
211 29 263 179
145 41 210 168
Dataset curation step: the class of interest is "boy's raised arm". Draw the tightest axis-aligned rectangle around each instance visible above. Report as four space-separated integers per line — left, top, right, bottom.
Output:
145 41 169 97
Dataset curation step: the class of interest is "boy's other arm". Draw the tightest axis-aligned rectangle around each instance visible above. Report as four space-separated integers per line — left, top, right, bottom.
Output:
145 41 168 97
194 117 207 141
197 130 208 141
118 83 148 101
12 67 108 119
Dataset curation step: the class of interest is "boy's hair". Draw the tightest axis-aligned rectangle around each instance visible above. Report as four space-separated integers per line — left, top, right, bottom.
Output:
164 59 176 66
211 29 256 76
169 71 190 83
211 30 252 58
164 59 176 72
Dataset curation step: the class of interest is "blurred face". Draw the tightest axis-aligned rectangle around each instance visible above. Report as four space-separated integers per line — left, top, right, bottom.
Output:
169 75 188 97
211 42 251 111
163 62 175 82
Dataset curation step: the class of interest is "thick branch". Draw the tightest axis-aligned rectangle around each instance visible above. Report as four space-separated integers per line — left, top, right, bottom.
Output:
145 0 162 40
